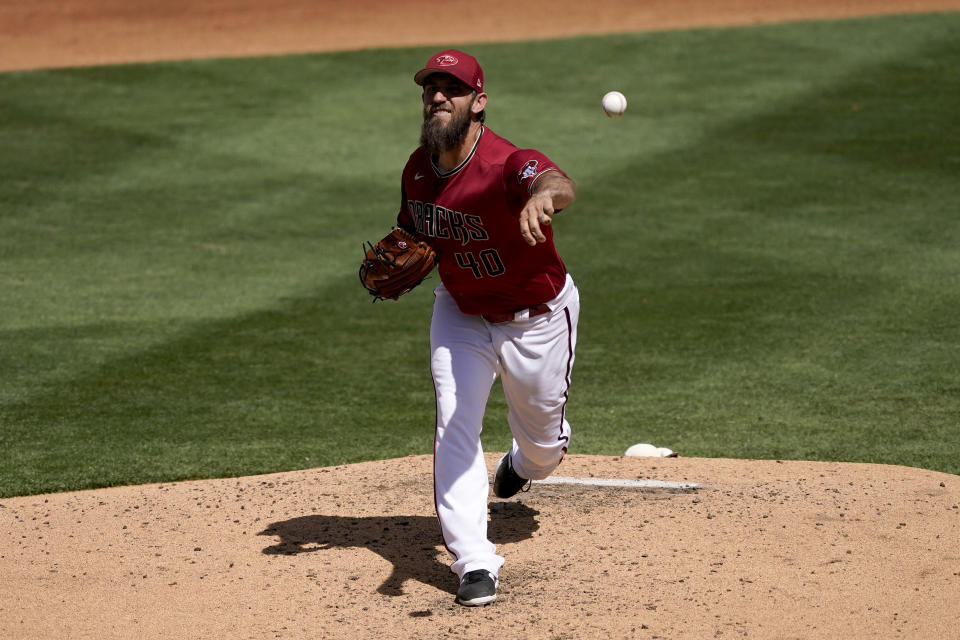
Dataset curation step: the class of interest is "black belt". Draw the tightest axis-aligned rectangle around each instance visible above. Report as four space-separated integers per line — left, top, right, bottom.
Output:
482 303 551 324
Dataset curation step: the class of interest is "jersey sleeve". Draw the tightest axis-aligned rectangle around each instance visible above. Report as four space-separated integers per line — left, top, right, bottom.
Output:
396 179 413 231
502 148 568 202
396 156 417 234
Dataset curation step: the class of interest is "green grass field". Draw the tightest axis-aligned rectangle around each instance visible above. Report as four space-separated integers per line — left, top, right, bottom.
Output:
2 12 958 497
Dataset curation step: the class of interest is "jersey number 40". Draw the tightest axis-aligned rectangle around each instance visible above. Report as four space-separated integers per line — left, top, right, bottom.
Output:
455 250 505 279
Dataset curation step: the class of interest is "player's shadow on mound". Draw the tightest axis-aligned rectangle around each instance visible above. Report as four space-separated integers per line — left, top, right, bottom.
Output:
258 502 539 596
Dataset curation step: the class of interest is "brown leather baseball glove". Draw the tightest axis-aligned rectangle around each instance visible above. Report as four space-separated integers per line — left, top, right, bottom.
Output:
359 226 437 301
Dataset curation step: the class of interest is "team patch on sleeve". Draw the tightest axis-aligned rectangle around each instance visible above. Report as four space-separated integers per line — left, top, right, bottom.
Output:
505 149 565 197
517 159 539 184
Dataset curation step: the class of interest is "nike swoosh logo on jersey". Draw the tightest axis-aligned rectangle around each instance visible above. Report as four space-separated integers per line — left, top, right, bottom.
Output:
414 173 425 180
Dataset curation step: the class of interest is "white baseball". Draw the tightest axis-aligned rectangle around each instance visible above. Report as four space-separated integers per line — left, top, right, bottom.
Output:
601 90 627 117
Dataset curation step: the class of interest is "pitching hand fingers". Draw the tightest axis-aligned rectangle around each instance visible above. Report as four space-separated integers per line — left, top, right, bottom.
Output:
520 210 544 245
520 197 553 245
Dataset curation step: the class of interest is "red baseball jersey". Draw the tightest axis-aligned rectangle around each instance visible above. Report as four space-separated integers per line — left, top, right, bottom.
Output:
397 127 569 316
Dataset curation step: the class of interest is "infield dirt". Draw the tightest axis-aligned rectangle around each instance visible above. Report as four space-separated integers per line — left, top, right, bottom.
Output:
2 1 960 638
3 0 960 71
2 454 958 638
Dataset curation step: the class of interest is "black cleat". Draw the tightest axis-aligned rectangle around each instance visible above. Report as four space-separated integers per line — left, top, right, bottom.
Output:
456 570 498 606
493 454 531 499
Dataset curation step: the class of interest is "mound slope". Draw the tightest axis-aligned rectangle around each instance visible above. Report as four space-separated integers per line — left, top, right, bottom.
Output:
2 454 957 638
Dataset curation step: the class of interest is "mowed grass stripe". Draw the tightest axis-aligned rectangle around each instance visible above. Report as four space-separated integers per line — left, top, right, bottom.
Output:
1 13 958 496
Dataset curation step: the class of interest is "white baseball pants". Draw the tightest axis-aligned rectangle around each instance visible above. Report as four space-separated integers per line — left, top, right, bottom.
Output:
430 274 580 579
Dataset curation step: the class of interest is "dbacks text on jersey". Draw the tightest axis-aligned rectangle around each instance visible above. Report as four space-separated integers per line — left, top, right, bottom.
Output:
407 199 489 246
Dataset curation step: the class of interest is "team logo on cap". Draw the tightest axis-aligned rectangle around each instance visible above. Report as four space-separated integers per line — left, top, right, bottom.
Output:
435 55 458 66
518 159 539 183
397 240 408 249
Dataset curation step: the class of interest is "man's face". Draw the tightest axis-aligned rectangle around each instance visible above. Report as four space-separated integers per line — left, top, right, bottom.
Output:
420 74 477 154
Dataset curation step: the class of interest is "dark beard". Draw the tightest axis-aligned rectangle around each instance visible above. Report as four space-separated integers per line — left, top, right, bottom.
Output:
420 97 474 155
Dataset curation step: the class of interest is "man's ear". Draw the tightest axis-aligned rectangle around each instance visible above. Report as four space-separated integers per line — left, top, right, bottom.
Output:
472 92 488 114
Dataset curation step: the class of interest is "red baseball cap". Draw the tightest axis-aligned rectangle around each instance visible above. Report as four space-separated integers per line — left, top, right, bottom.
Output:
414 49 484 93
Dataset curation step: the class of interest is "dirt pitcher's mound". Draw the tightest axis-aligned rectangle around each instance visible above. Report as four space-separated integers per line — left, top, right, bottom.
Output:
1 454 957 639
